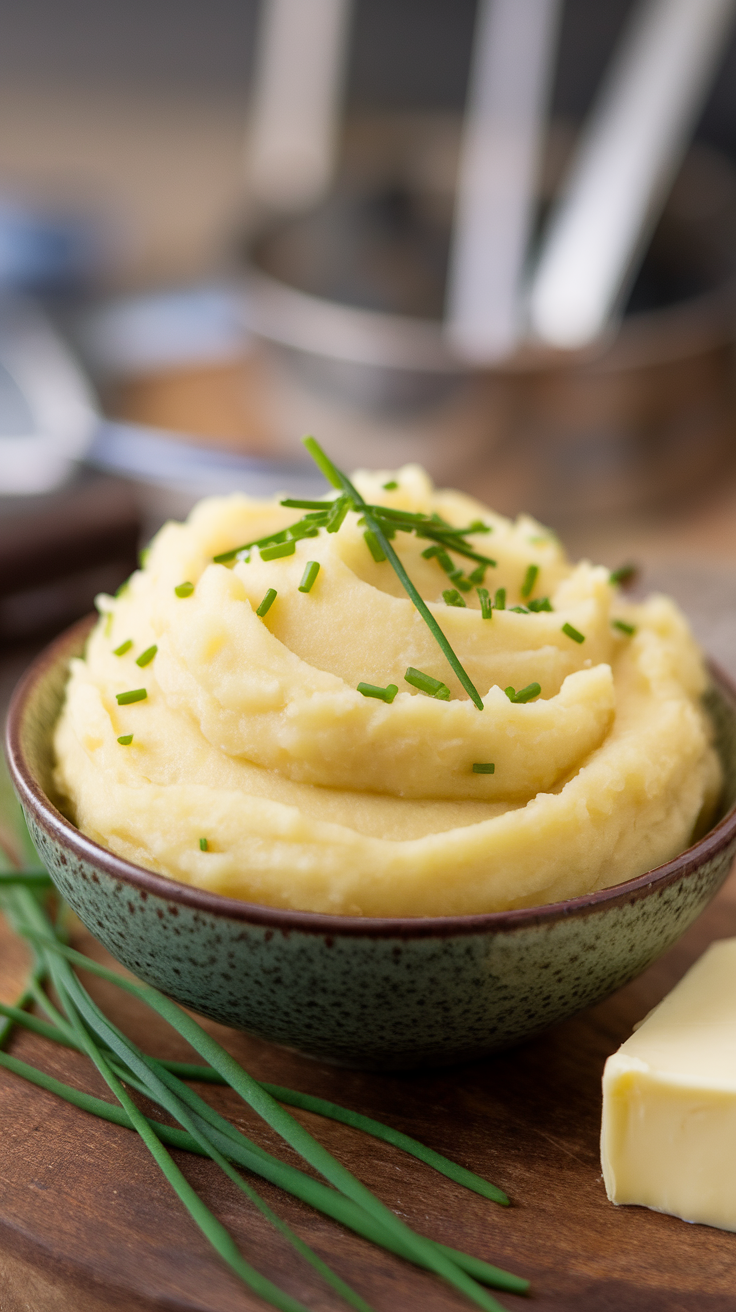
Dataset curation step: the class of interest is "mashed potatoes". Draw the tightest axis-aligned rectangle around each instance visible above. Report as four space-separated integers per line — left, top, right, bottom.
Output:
53 465 721 916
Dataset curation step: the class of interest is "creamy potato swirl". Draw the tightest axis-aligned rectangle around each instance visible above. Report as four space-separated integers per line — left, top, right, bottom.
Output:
54 466 721 916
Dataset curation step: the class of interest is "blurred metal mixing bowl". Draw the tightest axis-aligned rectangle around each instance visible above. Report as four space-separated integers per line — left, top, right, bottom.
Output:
239 137 736 524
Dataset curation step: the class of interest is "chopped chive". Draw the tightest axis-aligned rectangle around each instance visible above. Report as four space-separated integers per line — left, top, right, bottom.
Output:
175 581 194 597
612 619 636 636
494 588 506 610
472 763 495 774
298 561 321 593
562 622 585 643
135 645 158 668
443 589 466 608
421 544 442 559
256 589 277 617
468 564 486 585
477 588 492 619
117 734 134 745
528 597 553 612
116 688 147 705
509 606 529 614
467 520 490 533
505 683 541 703
405 667 451 700
199 838 208 852
103 613 113 637
610 563 637 587
363 530 386 563
448 572 469 598
357 682 398 703
325 496 352 533
113 639 133 657
382 480 398 490
521 564 538 599
139 547 150 567
261 540 296 561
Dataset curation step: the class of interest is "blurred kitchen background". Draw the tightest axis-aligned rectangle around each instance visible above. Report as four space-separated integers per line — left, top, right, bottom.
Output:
3 0 736 693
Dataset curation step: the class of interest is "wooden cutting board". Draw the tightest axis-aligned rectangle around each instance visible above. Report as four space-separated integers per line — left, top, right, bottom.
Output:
2 870 736 1312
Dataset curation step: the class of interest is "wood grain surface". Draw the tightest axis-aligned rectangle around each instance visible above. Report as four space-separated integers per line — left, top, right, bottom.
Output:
2 868 736 1312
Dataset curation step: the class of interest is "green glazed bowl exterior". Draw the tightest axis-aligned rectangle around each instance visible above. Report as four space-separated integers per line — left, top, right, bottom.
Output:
6 616 736 1070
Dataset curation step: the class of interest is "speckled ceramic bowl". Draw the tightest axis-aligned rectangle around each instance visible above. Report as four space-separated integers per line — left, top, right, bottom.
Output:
7 615 736 1070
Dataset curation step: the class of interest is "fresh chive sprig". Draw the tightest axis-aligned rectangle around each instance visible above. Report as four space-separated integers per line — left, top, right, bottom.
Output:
11 913 517 1310
302 437 485 710
0 855 532 1308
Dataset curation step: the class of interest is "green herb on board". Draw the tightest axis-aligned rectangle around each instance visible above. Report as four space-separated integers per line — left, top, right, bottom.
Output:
0 864 530 1312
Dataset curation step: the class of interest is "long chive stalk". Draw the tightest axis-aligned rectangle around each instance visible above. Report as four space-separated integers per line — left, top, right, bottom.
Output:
7 888 369 1312
0 869 53 887
258 1084 508 1206
302 437 484 711
22 925 507 1312
0 988 506 1211
2 873 528 1305
0 1045 526 1296
0 1003 526 1294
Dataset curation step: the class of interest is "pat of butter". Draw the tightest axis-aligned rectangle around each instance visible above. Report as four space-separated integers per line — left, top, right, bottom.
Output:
601 937 736 1232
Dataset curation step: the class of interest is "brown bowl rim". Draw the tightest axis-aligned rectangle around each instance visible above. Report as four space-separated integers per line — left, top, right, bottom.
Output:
6 614 736 940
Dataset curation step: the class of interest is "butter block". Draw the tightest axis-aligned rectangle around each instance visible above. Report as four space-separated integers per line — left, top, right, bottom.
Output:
601 938 736 1231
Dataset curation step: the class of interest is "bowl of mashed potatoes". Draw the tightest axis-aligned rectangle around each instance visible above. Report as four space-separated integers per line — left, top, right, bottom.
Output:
7 464 736 1068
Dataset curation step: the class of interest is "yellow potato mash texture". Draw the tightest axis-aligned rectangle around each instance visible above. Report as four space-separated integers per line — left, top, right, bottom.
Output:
53 466 721 916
